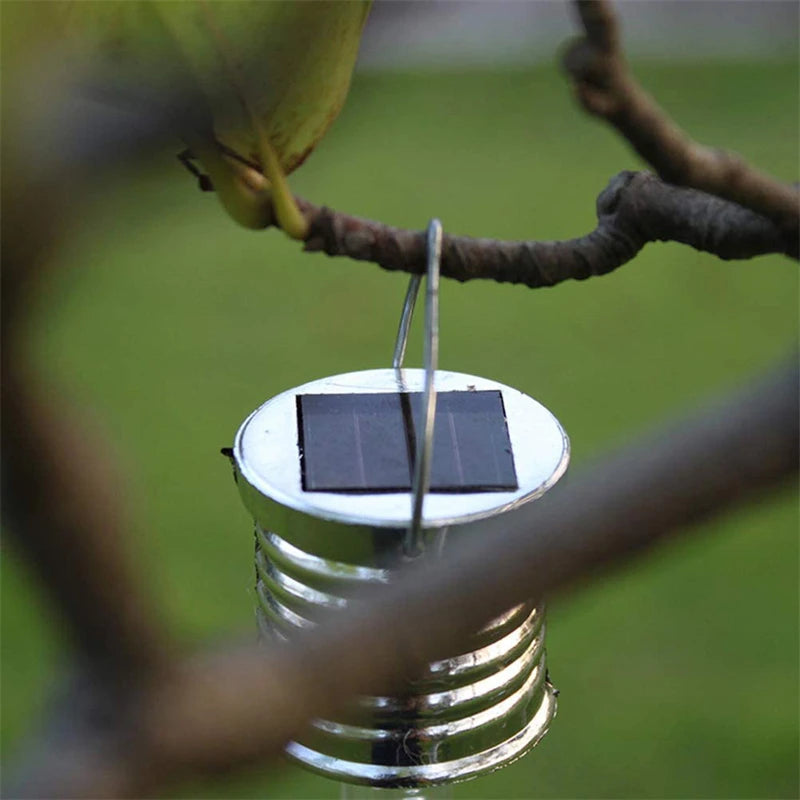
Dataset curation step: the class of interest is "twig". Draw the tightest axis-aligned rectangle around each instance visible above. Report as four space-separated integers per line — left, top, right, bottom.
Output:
297 170 798 281
561 0 800 234
10 359 798 797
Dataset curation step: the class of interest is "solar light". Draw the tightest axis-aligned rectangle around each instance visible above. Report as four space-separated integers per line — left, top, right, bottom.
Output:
230 221 569 793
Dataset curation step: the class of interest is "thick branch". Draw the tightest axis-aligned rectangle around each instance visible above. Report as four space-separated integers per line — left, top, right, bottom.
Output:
1 168 169 679
1 363 170 677
135 360 800 783
299 171 797 282
562 0 800 234
4 18 799 798
11 359 798 797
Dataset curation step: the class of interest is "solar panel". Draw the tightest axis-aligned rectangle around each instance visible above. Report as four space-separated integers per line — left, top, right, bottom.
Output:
297 391 518 493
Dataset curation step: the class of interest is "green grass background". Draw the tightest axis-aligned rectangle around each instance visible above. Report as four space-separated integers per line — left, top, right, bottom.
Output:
2 62 798 798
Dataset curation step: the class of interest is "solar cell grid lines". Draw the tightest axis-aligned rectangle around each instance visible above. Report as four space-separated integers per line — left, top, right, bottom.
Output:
297 390 519 493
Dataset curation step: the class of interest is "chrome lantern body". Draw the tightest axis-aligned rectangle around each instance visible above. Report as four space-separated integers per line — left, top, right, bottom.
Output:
232 368 569 787
231 220 569 788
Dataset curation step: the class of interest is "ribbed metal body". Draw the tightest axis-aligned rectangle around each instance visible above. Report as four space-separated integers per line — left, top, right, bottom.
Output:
254 524 555 786
233 369 569 788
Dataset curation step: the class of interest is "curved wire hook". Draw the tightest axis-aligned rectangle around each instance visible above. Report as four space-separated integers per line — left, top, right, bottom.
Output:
394 219 443 557
392 274 422 370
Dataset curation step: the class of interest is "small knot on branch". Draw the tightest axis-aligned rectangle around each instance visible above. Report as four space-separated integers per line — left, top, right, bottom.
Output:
596 170 639 217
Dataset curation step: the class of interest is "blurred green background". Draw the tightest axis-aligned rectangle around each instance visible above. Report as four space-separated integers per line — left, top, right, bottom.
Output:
2 61 798 798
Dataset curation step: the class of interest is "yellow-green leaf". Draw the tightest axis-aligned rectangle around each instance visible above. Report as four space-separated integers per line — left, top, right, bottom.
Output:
52 1 371 230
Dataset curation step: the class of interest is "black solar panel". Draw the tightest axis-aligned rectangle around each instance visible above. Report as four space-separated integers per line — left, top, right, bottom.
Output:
297 391 518 493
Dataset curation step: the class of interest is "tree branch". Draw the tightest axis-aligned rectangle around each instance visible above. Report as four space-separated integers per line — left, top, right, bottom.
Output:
297 170 797 284
10 359 798 798
4 10 798 798
1 159 169 680
561 0 800 234
1 363 170 678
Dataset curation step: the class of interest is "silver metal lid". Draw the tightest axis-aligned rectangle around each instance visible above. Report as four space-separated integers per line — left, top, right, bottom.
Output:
234 368 569 532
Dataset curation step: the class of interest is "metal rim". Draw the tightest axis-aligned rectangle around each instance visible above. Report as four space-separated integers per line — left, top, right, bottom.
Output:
233 368 571 530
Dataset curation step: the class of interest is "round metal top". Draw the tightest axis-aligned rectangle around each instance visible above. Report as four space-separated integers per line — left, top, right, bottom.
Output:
234 369 569 529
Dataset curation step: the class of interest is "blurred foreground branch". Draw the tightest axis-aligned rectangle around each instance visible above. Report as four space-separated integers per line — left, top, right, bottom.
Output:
3 3 798 797
10 359 798 798
1 366 170 677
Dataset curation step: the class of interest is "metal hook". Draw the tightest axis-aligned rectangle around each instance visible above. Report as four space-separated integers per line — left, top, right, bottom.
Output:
392 274 422 370
394 219 442 557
